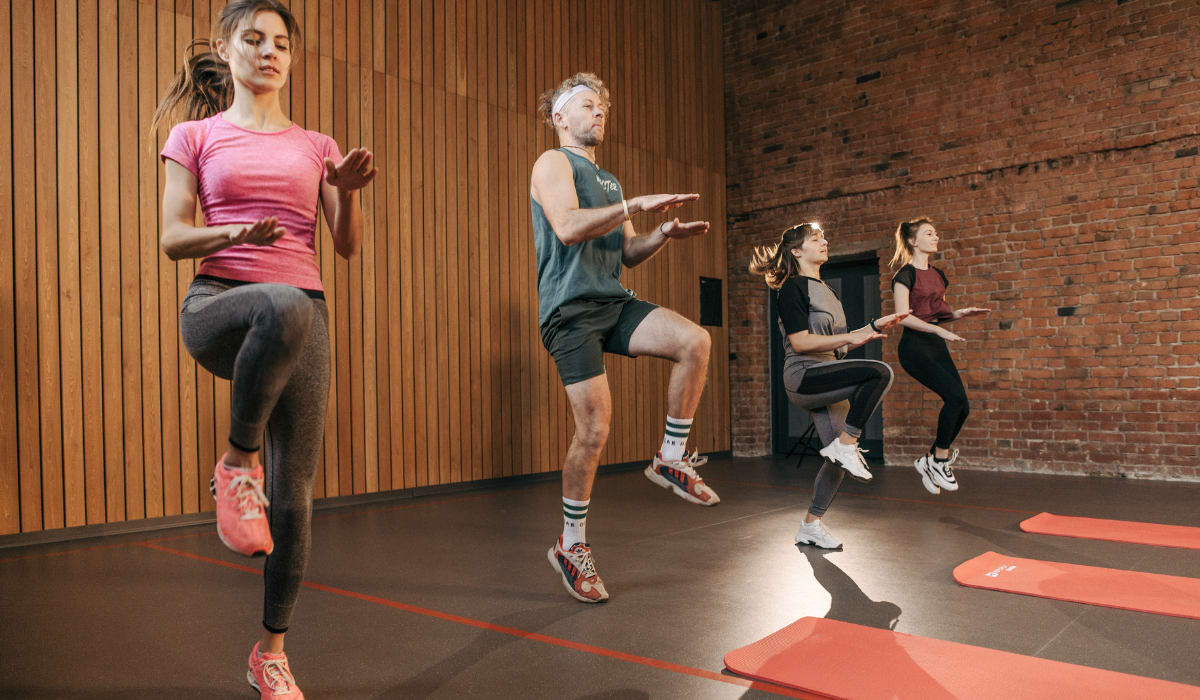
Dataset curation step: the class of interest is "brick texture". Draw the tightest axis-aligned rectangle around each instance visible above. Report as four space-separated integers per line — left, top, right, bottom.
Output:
724 0 1200 480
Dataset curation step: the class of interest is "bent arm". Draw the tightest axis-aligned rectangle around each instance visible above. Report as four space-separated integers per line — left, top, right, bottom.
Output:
159 160 238 261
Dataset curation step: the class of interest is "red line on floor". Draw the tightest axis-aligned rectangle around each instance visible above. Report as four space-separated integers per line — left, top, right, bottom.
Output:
722 479 1038 515
138 541 820 699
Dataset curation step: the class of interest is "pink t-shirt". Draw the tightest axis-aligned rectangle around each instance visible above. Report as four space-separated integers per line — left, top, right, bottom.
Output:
160 114 343 291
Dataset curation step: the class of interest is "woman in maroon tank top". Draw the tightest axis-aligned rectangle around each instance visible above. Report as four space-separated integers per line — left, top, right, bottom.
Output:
889 218 991 495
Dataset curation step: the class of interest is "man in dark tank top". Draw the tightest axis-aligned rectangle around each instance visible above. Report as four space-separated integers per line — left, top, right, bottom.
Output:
528 73 720 604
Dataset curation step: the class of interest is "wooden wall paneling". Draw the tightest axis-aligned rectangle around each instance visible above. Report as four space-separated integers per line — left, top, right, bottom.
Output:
54 0 84 529
442 0 460 485
0 0 17 533
463 0 481 483
453 0 470 485
13 0 42 531
405 0 423 490
432 0 451 487
318 0 339 498
332 0 355 498
345 0 367 495
368 0 388 493
478 0 496 483
135 0 163 519
494 0 509 479
420 0 438 487
392 0 413 492
36 0 65 529
173 3 200 516
78 0 107 524
116 0 144 523
153 0 181 519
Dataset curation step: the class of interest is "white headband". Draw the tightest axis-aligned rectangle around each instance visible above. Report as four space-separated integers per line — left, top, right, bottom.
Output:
552 84 596 117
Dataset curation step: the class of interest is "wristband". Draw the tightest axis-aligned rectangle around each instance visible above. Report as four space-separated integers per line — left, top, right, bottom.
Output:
869 318 880 332
622 199 631 221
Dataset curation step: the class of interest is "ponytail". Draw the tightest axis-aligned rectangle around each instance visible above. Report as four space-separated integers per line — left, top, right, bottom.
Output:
889 216 932 269
150 39 233 137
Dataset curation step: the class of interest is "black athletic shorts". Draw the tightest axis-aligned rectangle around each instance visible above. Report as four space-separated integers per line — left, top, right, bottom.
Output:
539 297 659 386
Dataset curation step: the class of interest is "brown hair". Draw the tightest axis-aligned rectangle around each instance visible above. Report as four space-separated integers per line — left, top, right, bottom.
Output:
889 216 933 269
748 223 822 290
536 72 611 128
150 0 301 136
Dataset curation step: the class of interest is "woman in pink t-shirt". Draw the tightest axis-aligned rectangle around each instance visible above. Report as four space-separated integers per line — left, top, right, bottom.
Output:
890 218 990 498
154 2 375 697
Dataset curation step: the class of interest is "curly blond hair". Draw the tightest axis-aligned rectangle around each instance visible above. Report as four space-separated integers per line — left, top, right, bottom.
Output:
536 72 611 128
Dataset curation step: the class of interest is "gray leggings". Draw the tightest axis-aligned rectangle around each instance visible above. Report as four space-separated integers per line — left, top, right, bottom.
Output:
179 278 330 632
786 360 894 517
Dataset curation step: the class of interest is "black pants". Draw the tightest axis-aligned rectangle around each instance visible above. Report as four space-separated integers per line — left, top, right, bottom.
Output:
898 329 969 450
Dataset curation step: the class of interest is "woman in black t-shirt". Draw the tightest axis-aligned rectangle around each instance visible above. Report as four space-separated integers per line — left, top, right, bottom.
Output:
889 217 991 495
750 222 907 549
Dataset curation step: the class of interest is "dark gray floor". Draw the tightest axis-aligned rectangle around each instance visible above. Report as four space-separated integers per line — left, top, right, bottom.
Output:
1 456 1198 699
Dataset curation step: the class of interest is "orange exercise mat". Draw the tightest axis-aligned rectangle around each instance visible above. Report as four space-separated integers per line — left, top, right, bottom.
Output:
1020 512 1200 549
954 550 1200 619
723 617 1200 699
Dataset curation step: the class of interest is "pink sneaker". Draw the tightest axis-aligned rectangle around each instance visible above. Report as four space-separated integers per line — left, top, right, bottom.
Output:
247 642 303 699
209 458 273 556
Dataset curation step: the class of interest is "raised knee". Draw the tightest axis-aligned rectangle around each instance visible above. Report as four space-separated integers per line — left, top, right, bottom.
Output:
265 287 313 344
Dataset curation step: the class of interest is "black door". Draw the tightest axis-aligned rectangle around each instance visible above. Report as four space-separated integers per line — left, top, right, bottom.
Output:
770 255 885 460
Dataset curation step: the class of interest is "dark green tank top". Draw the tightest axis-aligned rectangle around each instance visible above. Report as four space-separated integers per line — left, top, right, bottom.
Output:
531 148 633 327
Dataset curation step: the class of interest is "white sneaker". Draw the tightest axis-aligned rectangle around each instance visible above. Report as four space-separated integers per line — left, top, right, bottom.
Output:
913 455 942 495
928 454 959 491
794 519 842 549
818 439 872 482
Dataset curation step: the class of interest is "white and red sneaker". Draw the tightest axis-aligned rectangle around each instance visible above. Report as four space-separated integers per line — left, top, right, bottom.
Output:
547 537 609 603
644 453 720 506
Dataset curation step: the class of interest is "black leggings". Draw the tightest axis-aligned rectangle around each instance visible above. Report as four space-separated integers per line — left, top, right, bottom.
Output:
898 329 969 451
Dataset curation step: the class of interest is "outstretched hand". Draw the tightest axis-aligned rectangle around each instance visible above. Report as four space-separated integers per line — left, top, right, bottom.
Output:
324 148 378 191
954 307 991 320
873 311 909 331
661 218 710 239
634 193 699 213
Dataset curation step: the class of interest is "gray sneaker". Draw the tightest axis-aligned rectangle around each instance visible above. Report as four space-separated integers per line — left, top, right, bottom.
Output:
794 519 842 549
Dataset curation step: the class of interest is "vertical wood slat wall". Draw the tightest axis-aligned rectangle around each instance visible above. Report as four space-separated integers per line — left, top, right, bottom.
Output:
0 0 728 534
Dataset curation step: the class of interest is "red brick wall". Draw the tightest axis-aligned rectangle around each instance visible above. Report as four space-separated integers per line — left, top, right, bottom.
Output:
724 0 1200 479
